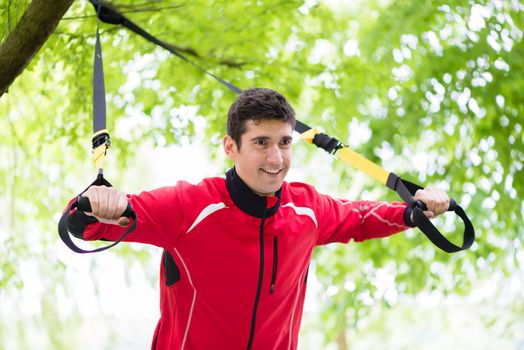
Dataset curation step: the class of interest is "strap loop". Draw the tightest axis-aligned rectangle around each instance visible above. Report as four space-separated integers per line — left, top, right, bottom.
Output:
387 173 475 253
57 174 137 254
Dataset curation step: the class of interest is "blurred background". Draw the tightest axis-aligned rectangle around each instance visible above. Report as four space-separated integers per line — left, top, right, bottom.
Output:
1 0 523 349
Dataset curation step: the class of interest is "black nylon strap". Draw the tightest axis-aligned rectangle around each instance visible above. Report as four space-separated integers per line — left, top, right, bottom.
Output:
89 0 242 95
386 173 475 253
294 120 311 133
88 1 316 137
57 174 137 254
93 22 106 133
411 204 474 253
88 0 314 133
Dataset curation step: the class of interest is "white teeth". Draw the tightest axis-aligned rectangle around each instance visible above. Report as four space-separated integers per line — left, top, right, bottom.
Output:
262 169 281 174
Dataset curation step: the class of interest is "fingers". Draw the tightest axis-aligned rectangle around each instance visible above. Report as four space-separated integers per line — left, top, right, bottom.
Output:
82 186 128 223
423 210 435 220
118 217 130 227
116 192 130 227
414 186 450 219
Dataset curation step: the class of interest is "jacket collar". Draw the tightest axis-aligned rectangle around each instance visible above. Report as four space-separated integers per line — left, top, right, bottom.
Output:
226 167 281 218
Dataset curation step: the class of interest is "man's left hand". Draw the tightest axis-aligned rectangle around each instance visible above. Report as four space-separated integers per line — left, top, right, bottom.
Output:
413 186 450 219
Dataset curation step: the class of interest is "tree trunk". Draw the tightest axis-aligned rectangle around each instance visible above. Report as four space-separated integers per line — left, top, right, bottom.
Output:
0 0 75 97
336 329 348 350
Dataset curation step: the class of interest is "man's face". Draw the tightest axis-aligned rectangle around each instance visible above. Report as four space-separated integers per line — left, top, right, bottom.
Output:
224 119 293 196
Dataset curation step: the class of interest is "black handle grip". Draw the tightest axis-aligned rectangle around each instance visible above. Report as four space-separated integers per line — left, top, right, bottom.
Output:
76 196 135 218
414 198 458 212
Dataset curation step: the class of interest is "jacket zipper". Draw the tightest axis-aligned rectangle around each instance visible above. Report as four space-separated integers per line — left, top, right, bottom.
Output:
270 236 278 294
304 262 310 284
246 210 267 350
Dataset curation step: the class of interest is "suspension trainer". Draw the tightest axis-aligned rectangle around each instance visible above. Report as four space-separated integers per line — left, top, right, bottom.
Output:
57 6 137 253
58 0 474 254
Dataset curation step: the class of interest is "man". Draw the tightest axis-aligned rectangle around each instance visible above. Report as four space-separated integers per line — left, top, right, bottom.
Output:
66 88 449 349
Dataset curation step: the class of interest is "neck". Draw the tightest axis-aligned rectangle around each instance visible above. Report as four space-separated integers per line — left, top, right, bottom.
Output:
225 167 281 218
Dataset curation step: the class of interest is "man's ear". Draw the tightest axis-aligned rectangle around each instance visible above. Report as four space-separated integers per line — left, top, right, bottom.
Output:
223 135 238 160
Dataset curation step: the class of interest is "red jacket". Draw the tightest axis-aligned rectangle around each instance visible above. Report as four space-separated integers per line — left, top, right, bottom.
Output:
69 168 409 349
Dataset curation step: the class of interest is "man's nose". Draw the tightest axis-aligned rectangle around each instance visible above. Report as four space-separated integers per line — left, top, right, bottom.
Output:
266 145 283 164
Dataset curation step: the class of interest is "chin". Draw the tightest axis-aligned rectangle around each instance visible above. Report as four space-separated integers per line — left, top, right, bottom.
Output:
264 186 282 196
254 185 280 196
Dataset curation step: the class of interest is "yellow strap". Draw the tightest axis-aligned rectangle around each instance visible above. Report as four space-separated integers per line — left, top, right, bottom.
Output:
300 128 389 185
336 147 389 185
92 128 109 169
93 143 107 169
299 128 319 143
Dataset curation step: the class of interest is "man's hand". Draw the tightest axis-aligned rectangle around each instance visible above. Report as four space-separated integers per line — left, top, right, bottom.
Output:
413 186 450 219
81 185 130 227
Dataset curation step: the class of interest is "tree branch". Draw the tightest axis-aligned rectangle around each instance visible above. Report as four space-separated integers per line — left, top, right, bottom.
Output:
0 0 75 98
61 4 185 20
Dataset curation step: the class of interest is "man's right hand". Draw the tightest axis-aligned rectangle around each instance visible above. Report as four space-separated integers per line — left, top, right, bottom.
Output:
81 185 130 227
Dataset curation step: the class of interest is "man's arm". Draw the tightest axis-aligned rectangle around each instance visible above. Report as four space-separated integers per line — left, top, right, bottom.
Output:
314 186 451 245
65 185 184 248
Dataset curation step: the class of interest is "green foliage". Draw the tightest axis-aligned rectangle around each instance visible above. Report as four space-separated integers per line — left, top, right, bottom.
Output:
1 0 523 348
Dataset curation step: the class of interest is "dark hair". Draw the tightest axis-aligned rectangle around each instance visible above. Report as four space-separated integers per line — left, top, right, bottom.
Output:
227 88 296 148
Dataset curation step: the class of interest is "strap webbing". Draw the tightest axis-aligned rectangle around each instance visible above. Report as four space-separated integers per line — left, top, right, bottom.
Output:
88 0 314 134
92 9 110 170
337 147 389 185
93 23 106 133
89 0 242 95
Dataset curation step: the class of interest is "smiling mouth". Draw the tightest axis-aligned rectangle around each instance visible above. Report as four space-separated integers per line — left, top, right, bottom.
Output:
260 168 283 175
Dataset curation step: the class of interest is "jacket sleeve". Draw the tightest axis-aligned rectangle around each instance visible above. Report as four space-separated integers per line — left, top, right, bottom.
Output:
66 185 185 249
314 191 410 246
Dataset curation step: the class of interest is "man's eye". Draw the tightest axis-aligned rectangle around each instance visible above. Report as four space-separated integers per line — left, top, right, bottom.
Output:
255 140 266 146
